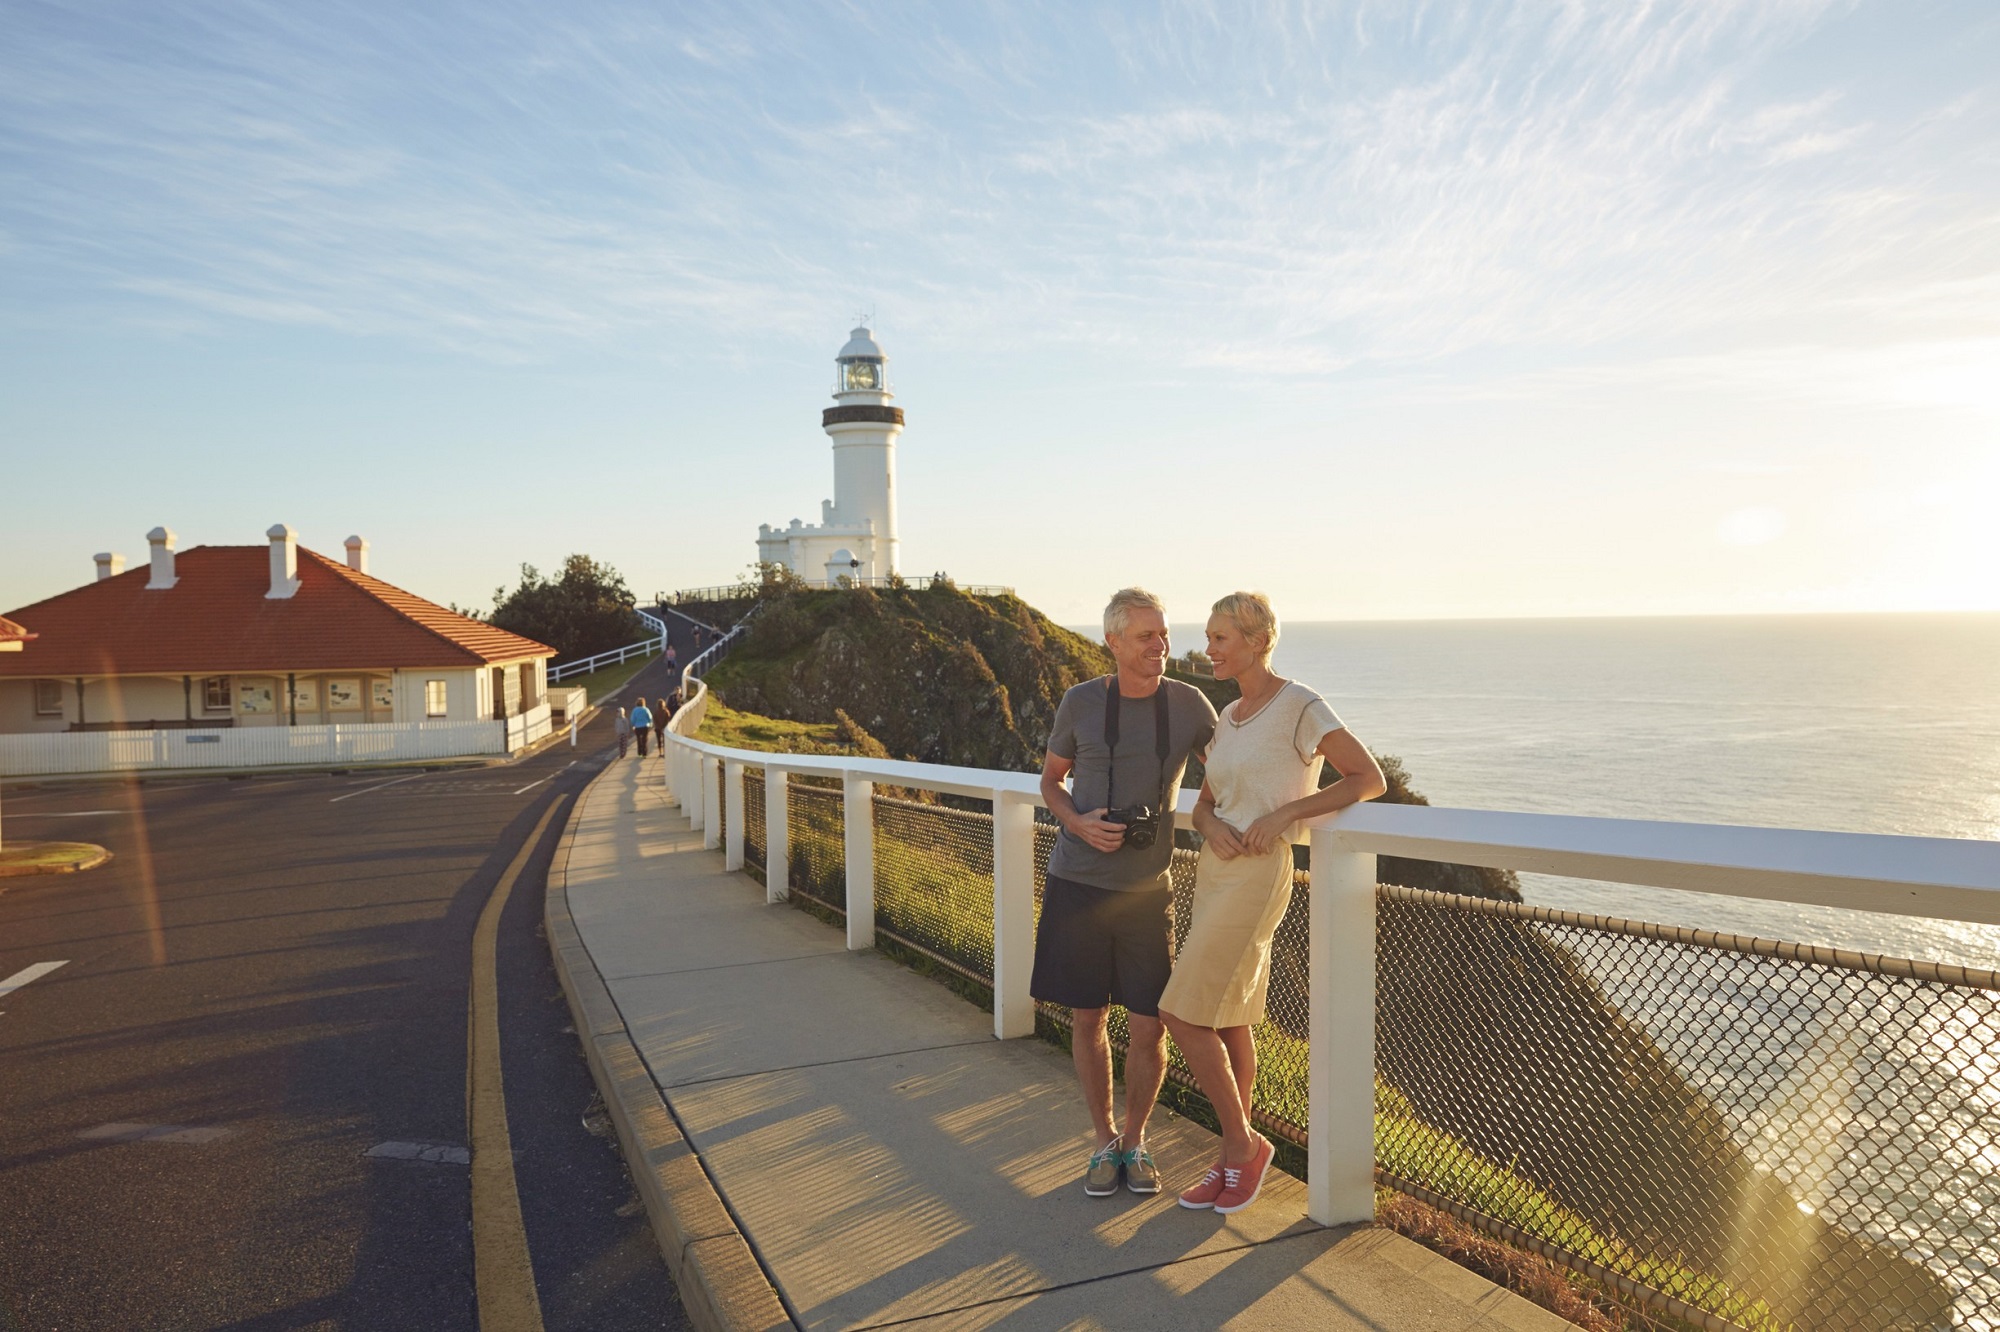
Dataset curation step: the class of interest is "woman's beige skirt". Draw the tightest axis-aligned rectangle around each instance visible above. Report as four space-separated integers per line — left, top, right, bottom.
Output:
1157 843 1293 1029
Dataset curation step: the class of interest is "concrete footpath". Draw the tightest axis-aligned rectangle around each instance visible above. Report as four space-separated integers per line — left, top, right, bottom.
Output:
548 754 1570 1331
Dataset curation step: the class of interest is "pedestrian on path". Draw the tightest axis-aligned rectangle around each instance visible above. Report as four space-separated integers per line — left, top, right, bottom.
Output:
1162 592 1385 1217
630 700 654 757
614 706 632 758
651 698 671 751
1033 588 1217 1201
665 643 679 676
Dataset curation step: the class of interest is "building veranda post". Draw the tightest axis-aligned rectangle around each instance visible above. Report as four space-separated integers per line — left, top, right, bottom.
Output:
0 524 555 774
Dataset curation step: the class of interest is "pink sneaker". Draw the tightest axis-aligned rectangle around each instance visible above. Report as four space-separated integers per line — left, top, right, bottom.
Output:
1177 1160 1227 1210
1212 1136 1275 1214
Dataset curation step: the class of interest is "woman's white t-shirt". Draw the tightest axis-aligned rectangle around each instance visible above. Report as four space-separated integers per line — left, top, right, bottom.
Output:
1204 681 1345 833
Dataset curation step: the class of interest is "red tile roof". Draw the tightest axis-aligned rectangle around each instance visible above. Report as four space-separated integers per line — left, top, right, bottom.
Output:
0 546 552 677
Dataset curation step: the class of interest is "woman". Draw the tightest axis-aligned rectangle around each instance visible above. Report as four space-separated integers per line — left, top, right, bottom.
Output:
651 697 671 752
630 699 655 757
1159 592 1387 1214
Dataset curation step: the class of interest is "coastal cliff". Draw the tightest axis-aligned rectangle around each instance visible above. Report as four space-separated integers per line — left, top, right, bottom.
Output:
699 581 1108 771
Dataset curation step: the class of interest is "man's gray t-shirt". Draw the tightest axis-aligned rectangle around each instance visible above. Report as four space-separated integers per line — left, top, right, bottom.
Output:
1046 677 1218 892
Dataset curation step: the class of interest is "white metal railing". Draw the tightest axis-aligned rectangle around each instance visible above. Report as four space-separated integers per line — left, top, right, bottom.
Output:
548 610 668 683
658 676 2000 1229
680 603 762 683
0 718 511 776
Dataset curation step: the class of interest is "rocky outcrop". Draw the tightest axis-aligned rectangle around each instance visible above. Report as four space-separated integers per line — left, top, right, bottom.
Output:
700 582 1109 771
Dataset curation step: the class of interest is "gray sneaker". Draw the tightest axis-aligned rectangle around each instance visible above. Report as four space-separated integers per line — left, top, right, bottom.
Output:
1123 1143 1162 1194
1084 1136 1124 1196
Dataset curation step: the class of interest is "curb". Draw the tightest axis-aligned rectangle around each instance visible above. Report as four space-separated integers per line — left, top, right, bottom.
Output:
0 842 112 878
545 764 793 1332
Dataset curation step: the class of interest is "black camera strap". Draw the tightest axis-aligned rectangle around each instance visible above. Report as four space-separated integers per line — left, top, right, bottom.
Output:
1102 676 1172 811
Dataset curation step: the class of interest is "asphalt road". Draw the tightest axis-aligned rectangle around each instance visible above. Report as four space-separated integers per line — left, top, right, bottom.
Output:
0 663 690 1332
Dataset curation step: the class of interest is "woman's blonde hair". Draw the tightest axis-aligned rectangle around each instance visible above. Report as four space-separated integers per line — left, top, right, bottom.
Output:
1211 591 1279 662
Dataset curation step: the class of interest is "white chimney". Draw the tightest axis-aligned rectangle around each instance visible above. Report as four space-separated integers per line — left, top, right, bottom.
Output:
344 535 370 574
146 526 178 589
94 552 125 581
266 523 300 599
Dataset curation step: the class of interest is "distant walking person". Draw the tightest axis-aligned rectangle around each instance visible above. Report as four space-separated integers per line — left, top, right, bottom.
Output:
630 700 655 757
651 698 671 751
1161 592 1386 1216
1033 588 1218 1198
614 706 632 759
664 643 679 678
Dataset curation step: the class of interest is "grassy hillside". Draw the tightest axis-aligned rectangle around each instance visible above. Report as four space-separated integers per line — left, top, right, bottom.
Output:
702 582 1109 771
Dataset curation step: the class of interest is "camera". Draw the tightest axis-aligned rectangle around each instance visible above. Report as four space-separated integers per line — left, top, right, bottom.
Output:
1105 804 1161 851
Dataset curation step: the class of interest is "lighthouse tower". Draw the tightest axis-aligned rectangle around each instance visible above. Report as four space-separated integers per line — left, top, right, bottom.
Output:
756 325 907 583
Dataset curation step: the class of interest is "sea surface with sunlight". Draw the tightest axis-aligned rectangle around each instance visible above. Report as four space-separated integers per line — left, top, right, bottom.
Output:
1249 612 2000 967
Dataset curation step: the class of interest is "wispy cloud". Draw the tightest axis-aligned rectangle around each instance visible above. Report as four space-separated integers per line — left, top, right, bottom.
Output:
0 0 1994 383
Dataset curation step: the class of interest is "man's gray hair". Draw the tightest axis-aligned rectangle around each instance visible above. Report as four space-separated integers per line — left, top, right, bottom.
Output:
1103 587 1168 639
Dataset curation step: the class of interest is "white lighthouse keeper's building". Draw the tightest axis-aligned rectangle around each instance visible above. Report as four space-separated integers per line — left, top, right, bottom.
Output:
756 325 905 583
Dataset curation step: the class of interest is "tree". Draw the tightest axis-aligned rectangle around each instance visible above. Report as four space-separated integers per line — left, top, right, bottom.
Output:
488 555 642 662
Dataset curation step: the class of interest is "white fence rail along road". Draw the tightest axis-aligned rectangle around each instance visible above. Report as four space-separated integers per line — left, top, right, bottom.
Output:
548 610 668 683
1 701 554 777
659 675 2000 1332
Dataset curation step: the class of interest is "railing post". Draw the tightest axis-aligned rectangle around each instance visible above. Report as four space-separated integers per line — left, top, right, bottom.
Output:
701 756 721 848
843 773 874 950
765 767 790 904
1308 828 1377 1227
991 789 1036 1039
723 760 745 870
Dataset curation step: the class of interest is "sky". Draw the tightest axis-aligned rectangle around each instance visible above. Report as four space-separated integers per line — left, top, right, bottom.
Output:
2 0 1996 628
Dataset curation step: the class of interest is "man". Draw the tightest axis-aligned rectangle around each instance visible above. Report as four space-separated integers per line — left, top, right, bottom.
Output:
1035 588 1218 1196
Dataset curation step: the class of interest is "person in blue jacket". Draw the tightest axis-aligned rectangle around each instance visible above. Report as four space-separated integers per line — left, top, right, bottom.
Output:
630 699 655 757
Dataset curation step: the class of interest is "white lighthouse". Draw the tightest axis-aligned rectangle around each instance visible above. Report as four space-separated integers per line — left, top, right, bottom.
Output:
756 325 905 583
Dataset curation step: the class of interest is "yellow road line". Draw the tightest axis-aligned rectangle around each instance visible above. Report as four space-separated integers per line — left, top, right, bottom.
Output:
468 796 568 1332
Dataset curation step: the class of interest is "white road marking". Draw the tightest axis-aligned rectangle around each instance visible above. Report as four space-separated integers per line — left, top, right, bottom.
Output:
0 961 69 999
77 1122 235 1144
4 810 119 818
329 772 427 803
367 1140 470 1165
512 776 551 795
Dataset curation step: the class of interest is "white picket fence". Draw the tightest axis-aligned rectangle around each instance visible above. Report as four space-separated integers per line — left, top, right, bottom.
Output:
505 701 555 751
0 700 555 777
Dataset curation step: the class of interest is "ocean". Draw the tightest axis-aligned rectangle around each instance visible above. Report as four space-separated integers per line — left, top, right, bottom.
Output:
1204 612 2000 972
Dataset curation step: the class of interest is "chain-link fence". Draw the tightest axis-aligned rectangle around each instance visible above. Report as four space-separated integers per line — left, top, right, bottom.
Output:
704 776 1997 1331
1376 886 1996 1332
744 766 766 871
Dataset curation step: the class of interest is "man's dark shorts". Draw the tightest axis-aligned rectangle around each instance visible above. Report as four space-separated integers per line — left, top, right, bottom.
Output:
1030 873 1173 1018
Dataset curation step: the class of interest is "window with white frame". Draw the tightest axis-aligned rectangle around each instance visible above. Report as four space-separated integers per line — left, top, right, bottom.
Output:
34 679 63 716
425 679 448 717
202 676 230 711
